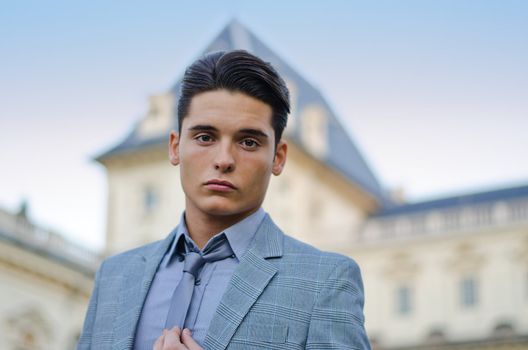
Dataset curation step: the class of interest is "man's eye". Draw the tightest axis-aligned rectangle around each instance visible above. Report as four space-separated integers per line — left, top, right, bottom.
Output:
241 139 259 148
196 135 213 142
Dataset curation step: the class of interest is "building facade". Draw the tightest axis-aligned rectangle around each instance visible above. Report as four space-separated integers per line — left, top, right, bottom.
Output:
0 205 98 350
353 187 528 349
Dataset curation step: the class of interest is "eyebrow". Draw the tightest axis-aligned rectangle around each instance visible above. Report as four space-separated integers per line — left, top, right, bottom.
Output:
238 128 269 139
187 125 269 138
187 124 219 132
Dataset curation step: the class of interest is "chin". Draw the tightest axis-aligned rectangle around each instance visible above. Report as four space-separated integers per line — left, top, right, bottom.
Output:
200 199 257 218
200 199 243 216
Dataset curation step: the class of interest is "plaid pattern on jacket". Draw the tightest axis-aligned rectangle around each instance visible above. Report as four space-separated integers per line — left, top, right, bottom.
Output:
77 215 371 350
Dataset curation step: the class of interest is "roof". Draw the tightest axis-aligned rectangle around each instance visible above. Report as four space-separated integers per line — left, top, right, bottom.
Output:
373 183 528 218
97 19 387 203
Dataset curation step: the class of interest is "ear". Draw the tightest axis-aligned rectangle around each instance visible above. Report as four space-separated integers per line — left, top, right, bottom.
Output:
168 130 180 166
272 139 287 176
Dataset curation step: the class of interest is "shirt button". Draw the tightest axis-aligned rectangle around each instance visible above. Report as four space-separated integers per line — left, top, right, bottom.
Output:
195 279 201 286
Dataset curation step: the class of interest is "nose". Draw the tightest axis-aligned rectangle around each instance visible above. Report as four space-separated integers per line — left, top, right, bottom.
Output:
214 142 235 173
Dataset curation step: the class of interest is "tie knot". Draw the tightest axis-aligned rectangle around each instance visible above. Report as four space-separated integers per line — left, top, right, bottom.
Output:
181 237 234 278
182 251 204 277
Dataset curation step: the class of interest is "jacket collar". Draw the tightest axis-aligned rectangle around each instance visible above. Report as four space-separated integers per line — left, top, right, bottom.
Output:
203 214 284 350
111 230 176 350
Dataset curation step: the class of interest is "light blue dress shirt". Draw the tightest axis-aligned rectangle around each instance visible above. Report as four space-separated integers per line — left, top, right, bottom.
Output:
133 208 265 350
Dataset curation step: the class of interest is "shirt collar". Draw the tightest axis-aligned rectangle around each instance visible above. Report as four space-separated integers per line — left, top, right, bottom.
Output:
222 207 265 261
165 208 266 265
162 214 187 267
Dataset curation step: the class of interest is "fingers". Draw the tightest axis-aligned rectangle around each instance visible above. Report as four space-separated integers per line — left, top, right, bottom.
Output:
152 327 203 350
181 328 203 350
153 329 167 350
163 327 184 349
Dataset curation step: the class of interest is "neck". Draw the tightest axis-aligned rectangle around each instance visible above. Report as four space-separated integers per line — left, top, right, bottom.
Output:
183 205 259 250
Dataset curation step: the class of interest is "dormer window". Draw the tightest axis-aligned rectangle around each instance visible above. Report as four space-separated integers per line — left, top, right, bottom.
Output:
301 105 328 158
137 93 174 138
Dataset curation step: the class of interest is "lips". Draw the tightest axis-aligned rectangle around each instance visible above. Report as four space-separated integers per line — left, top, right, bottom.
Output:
204 179 237 191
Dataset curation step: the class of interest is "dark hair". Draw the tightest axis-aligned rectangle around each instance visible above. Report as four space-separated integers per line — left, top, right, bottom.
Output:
177 50 290 145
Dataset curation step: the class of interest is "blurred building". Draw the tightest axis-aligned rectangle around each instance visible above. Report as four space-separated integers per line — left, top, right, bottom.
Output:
2 20 527 349
354 187 528 349
0 204 98 349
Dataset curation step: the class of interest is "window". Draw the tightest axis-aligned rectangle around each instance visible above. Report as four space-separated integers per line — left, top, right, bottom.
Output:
474 206 492 226
444 210 460 230
300 105 328 158
410 216 426 234
143 186 157 213
510 201 528 221
460 276 478 308
526 271 528 300
396 285 412 315
309 197 322 222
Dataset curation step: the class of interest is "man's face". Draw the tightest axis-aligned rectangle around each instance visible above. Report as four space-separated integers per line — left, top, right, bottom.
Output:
169 89 287 221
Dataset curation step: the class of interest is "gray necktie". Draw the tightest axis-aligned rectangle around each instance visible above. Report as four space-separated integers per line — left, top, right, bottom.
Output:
165 236 234 329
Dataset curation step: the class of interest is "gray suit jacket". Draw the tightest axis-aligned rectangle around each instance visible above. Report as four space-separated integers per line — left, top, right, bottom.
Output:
78 215 371 349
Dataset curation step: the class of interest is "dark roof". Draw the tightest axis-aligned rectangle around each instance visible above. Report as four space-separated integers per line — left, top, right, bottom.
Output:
97 19 387 202
95 132 167 160
374 183 528 217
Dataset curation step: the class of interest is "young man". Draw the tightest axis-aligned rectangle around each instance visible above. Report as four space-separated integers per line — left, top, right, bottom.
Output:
78 50 371 350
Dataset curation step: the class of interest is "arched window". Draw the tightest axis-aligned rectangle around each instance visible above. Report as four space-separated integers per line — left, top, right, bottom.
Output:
493 321 515 338
5 307 52 350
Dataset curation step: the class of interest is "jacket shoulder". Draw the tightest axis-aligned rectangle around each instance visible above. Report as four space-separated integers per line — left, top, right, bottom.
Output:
281 232 358 266
99 238 167 273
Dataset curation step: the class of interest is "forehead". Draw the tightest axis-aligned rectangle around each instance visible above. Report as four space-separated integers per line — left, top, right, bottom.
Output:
183 89 273 130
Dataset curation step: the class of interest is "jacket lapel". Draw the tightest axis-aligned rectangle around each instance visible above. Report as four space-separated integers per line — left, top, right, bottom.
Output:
203 215 283 350
111 231 176 350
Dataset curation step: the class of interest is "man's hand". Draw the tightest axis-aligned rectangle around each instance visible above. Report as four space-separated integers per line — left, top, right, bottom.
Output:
153 327 203 350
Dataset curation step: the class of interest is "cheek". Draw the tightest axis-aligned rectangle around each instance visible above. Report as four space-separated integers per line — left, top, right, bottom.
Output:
179 153 208 187
180 146 210 169
241 157 273 191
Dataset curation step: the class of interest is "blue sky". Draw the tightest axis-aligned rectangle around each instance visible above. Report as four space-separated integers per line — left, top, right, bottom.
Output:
1 0 527 250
